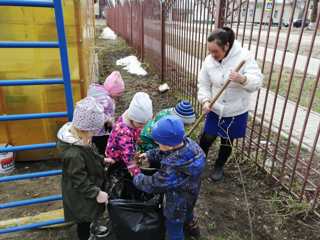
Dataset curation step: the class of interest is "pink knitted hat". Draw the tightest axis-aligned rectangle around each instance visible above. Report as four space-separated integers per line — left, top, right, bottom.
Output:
103 71 125 97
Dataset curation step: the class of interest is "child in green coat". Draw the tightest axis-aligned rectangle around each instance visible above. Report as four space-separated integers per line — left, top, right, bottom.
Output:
57 97 111 240
138 100 196 153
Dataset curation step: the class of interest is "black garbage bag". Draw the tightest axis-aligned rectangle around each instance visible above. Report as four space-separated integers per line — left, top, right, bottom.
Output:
105 162 165 240
108 196 164 240
104 162 155 201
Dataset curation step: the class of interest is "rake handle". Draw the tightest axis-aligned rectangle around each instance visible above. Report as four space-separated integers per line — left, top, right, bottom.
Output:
187 60 246 137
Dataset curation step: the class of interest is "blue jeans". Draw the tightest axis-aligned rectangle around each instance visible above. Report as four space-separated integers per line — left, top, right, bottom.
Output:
165 212 194 240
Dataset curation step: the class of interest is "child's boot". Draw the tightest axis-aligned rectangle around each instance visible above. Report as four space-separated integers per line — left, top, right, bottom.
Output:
90 222 110 239
184 218 200 239
211 165 224 181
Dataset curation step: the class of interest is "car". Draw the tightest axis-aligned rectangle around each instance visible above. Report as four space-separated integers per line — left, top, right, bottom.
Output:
293 19 310 28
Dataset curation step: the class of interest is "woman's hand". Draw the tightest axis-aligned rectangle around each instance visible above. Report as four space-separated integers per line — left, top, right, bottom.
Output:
96 191 109 203
202 101 211 113
229 71 247 85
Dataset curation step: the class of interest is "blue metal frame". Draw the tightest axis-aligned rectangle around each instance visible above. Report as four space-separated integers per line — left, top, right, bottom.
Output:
0 170 62 183
0 195 62 209
0 41 59 48
0 79 64 86
0 112 67 121
0 0 74 153
0 0 74 234
53 0 74 121
0 0 54 8
0 219 65 234
0 143 56 152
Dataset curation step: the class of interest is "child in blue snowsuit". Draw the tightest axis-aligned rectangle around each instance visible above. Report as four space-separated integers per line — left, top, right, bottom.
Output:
132 115 206 240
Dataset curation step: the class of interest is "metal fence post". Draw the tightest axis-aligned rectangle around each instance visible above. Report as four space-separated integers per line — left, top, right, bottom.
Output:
141 0 144 61
160 0 165 82
215 0 226 28
130 1 133 45
318 1 320 30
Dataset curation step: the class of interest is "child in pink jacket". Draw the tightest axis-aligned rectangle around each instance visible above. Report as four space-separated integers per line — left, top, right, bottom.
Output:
106 92 153 175
88 71 125 155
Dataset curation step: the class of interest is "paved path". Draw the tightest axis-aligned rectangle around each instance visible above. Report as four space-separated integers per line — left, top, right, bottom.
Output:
249 89 320 153
164 27 320 76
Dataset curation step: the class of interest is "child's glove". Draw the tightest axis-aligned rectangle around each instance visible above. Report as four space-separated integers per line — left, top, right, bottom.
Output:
96 191 109 204
128 163 141 176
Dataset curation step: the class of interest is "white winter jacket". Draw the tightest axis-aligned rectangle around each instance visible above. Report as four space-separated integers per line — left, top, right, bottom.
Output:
197 41 263 117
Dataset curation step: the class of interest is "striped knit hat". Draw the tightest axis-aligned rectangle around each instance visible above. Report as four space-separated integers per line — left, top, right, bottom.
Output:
172 100 196 125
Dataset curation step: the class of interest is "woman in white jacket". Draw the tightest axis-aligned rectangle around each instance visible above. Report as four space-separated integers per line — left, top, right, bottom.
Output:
198 27 263 181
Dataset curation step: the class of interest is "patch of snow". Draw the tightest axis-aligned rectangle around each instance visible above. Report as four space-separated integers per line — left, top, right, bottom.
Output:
116 55 147 76
100 27 117 40
116 56 138 67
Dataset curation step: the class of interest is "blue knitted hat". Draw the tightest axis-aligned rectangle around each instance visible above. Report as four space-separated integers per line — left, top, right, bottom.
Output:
172 100 196 125
151 115 185 146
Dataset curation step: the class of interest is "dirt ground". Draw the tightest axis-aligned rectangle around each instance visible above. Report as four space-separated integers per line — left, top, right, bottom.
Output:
1 26 319 240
